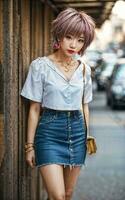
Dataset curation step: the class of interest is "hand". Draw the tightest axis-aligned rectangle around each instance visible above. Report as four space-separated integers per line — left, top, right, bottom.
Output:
87 135 94 139
26 149 36 168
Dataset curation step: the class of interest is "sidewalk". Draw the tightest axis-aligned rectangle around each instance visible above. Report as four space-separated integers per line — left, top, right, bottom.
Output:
73 92 125 200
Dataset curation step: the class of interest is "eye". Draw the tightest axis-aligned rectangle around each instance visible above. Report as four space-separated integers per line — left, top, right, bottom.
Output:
65 35 72 39
78 39 84 43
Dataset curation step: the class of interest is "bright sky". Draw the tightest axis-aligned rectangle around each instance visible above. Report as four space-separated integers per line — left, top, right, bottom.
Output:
89 0 125 50
112 0 125 19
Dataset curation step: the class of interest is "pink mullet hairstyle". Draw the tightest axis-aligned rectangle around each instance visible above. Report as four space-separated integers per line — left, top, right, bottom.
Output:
51 8 95 55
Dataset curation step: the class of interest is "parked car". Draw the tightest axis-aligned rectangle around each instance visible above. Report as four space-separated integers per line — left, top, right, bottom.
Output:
105 58 125 109
95 59 117 91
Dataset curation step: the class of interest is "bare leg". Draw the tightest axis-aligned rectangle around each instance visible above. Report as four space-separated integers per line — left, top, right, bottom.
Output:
63 166 81 200
39 164 65 200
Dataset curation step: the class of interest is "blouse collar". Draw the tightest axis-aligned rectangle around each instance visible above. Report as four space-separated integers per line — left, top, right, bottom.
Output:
43 56 83 82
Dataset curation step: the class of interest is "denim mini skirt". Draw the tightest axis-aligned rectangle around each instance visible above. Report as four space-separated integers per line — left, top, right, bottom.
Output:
34 108 87 170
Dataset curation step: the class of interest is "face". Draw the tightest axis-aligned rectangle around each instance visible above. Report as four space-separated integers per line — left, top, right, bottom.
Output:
59 34 84 57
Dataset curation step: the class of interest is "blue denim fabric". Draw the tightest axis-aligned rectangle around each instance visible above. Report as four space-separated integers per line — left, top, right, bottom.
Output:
34 108 87 169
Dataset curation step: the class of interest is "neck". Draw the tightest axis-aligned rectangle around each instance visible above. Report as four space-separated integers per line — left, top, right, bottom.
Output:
54 50 73 62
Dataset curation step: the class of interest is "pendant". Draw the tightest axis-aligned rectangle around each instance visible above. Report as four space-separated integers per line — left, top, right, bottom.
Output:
64 68 69 72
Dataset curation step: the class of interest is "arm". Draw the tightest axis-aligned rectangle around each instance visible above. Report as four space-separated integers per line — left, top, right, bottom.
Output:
82 103 90 137
26 101 41 143
25 101 42 168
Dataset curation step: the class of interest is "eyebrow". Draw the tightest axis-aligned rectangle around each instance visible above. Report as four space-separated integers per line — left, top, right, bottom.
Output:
67 34 85 39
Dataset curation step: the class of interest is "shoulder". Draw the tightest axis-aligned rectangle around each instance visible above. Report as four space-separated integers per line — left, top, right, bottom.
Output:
30 56 46 70
30 57 47 72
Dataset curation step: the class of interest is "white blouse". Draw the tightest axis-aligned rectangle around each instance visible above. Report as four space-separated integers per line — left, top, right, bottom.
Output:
20 56 92 110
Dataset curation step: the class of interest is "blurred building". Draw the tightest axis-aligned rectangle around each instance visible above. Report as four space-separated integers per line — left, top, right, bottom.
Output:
94 0 125 53
0 0 118 200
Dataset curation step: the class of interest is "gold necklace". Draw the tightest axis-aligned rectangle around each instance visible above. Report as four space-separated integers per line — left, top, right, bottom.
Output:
57 59 76 72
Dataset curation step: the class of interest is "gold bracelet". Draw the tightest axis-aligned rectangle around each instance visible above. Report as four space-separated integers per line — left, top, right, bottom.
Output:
25 145 34 149
25 144 34 149
25 146 34 151
25 147 34 153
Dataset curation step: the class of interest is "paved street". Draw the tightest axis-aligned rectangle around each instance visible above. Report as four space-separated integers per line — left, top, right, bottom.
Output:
73 92 125 200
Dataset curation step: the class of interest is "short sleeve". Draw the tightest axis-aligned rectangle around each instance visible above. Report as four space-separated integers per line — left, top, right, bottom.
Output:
83 64 93 104
20 59 44 103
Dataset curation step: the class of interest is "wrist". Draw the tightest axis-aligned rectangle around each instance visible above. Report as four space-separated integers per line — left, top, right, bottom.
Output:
26 141 34 144
25 148 34 153
26 138 34 143
25 142 35 152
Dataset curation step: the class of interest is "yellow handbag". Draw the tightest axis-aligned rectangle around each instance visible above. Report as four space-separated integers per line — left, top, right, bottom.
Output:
87 135 97 155
82 64 97 155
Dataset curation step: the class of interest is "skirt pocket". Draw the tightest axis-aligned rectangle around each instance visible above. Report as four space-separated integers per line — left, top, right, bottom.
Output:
39 111 57 125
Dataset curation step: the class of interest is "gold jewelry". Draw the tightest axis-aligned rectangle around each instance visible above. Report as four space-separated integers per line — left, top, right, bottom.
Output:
25 145 34 150
25 142 34 145
25 143 34 153
25 144 34 149
25 144 34 152
58 58 76 72
25 148 34 153
48 56 77 72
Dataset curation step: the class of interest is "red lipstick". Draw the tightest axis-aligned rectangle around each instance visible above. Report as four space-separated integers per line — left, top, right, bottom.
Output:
67 50 75 54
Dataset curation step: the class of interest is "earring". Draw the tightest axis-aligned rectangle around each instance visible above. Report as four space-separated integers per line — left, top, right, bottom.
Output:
53 39 60 50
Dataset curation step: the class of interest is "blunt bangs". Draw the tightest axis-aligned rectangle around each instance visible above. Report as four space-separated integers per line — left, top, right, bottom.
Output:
51 8 95 55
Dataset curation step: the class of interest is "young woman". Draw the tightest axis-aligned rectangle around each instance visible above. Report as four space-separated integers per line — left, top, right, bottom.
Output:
21 7 95 200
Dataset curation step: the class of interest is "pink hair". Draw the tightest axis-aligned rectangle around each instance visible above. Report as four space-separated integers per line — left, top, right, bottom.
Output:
51 8 95 55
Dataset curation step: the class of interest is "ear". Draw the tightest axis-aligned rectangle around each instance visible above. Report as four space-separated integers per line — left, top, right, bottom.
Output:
53 38 61 49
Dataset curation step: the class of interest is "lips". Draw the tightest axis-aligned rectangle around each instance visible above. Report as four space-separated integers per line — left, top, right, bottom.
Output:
67 50 75 54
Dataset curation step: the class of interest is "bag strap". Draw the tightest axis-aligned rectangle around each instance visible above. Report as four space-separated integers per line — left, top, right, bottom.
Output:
82 63 88 136
82 63 85 103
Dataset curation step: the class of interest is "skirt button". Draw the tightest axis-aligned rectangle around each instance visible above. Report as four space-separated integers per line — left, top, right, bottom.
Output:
68 111 71 117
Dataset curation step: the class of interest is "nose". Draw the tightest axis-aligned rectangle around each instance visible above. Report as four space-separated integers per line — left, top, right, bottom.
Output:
70 39 77 49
